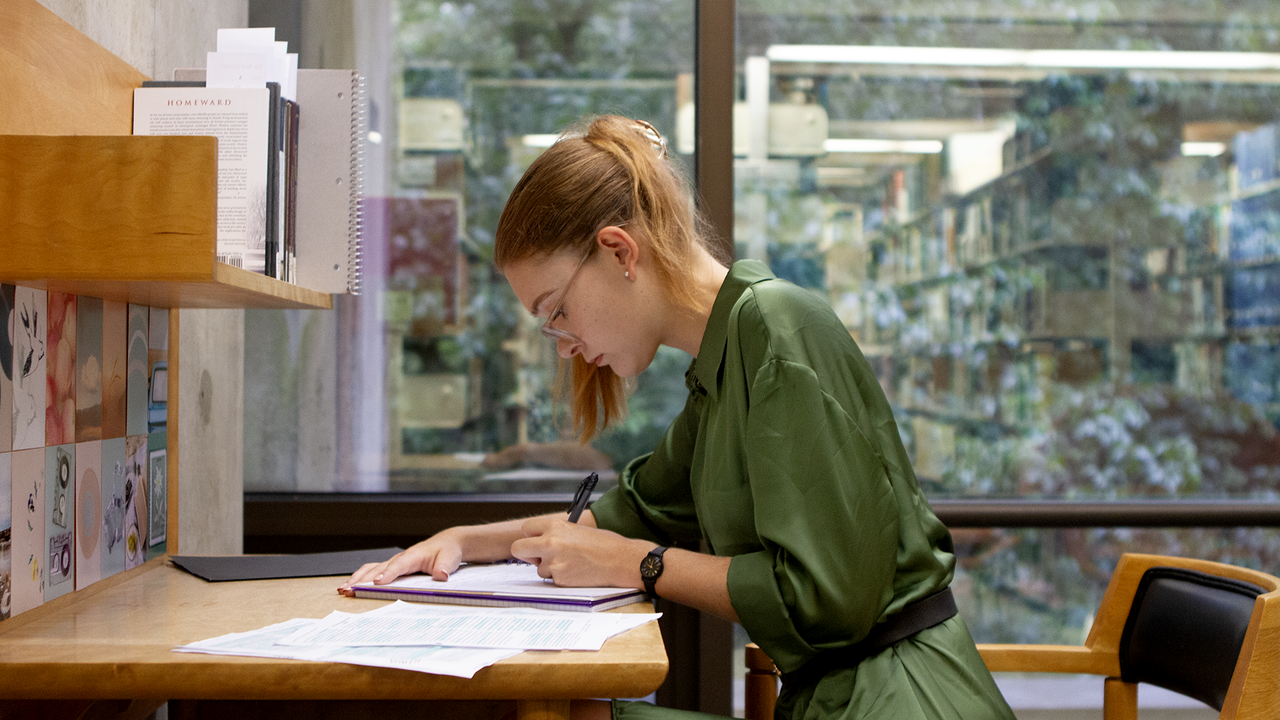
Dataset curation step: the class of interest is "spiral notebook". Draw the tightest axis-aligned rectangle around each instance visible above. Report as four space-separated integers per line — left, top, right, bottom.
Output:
170 67 365 294
350 562 648 613
292 69 365 295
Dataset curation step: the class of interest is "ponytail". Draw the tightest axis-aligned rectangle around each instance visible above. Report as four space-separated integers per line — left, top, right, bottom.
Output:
495 115 722 441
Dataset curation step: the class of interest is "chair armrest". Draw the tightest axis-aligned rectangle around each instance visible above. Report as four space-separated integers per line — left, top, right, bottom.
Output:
977 644 1120 676
745 642 778 673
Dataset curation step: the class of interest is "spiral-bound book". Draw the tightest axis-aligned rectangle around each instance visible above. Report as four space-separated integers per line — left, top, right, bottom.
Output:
293 69 365 295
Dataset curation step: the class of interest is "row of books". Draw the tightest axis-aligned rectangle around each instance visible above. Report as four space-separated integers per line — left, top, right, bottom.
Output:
870 180 1063 287
132 69 365 294
890 347 1048 430
1 285 168 621
854 267 1050 350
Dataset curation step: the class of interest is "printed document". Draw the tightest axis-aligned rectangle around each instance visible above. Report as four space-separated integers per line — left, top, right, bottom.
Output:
173 615 521 678
276 601 660 651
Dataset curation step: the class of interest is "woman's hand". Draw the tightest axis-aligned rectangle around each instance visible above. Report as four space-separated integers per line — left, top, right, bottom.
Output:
511 516 650 589
338 530 464 595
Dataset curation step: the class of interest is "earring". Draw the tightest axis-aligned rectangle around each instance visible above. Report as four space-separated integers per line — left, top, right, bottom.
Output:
625 271 630 278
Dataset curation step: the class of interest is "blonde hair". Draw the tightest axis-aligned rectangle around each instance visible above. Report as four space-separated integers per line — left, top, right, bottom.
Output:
495 115 725 441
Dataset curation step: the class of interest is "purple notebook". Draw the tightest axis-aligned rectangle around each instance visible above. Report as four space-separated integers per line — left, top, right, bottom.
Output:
350 561 646 613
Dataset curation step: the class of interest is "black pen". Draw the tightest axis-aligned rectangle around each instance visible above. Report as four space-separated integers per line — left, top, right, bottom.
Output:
567 472 599 523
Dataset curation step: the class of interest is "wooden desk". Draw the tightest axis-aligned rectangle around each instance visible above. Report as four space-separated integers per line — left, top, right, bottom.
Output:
0 559 668 720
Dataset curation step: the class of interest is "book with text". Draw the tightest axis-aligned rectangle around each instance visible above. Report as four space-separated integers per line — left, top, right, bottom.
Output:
132 86 271 273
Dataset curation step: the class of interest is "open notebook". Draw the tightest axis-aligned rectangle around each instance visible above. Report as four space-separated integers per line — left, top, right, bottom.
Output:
350 561 647 613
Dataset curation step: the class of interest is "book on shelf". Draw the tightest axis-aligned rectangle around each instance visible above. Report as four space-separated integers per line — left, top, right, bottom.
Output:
1232 123 1280 192
1229 189 1280 264
350 561 648 613
955 197 994 267
293 69 366 294
164 68 367 293
910 415 955 480
1175 341 1223 394
132 83 278 275
1225 342 1277 406
1190 275 1226 335
1227 265 1280 329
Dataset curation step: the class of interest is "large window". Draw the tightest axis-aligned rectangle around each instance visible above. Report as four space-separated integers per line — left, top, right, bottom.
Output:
244 2 1280 714
733 1 1280 711
245 0 695 495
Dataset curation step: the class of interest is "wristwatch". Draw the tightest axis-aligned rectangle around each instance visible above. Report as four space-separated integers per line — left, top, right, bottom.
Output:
640 546 667 598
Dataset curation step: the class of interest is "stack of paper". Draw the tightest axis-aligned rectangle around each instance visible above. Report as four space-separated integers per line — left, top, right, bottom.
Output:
173 601 660 678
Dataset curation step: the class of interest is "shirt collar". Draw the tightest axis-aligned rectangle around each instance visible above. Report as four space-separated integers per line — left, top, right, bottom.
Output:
692 260 775 401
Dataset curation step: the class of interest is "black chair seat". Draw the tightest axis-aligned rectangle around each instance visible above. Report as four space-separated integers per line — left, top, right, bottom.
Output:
1119 567 1264 710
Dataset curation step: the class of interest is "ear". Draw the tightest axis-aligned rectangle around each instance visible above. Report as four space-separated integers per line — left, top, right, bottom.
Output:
596 226 640 278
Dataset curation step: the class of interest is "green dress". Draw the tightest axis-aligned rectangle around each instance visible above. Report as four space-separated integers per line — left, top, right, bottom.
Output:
589 260 1014 720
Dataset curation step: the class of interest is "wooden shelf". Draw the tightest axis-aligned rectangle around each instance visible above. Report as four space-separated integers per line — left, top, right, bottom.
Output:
0 134 331 310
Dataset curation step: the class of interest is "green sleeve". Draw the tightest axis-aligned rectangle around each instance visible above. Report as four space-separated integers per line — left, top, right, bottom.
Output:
589 388 705 548
727 357 901 674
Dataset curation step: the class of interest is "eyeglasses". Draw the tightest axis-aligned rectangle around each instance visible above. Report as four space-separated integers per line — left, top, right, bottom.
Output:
540 247 594 345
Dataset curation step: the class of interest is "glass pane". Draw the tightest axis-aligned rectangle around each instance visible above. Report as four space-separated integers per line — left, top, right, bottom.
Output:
735 2 1280 502
245 0 695 492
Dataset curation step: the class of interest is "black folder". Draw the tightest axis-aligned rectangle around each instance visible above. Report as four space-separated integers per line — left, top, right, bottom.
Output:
170 547 402 582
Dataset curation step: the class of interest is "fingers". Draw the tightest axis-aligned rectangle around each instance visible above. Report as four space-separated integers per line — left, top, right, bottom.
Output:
429 548 462 581
374 550 434 585
340 558 396 593
509 536 542 570
338 547 437 593
338 536 469 596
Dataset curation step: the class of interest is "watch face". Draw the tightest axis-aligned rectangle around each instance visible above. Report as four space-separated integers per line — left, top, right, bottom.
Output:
640 555 662 578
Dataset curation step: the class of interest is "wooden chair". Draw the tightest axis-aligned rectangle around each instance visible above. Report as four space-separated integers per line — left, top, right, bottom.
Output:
743 553 1280 720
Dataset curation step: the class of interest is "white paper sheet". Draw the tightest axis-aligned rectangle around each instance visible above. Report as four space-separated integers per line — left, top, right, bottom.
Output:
212 27 296 100
172 615 521 678
206 51 271 89
277 601 661 651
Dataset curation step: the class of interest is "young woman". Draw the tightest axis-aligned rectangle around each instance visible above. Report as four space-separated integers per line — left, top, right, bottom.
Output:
342 115 1014 720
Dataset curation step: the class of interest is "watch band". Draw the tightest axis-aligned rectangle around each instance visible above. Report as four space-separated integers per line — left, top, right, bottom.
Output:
641 546 668 598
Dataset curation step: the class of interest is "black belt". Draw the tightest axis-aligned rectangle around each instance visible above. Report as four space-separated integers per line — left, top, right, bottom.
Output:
781 587 958 688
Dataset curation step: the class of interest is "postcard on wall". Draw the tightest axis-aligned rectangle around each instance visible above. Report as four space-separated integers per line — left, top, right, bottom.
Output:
101 301 127 441
1 284 14 454
75 440 102 589
75 297 103 443
124 435 148 570
45 444 75 601
146 431 166 557
12 287 46 451
1 451 11 620
126 305 149 437
148 308 168 434
99 437 127 580
46 292 76 447
10 447 44 617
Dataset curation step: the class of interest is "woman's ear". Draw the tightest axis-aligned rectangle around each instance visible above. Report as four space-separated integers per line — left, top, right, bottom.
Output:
596 226 640 279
